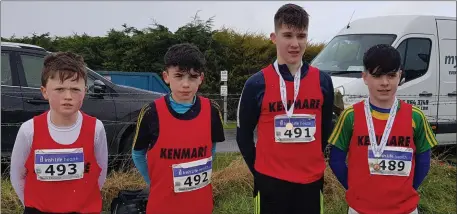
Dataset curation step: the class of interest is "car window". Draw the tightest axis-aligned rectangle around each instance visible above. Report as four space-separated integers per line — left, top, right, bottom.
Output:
396 38 432 82
87 75 96 93
20 54 45 88
1 52 13 86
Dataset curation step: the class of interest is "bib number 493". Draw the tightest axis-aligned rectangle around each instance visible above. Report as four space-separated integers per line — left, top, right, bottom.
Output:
184 172 209 187
45 163 78 176
34 148 85 181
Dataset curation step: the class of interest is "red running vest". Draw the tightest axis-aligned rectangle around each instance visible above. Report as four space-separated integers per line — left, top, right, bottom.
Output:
24 111 102 213
346 100 418 214
255 64 325 184
146 96 213 214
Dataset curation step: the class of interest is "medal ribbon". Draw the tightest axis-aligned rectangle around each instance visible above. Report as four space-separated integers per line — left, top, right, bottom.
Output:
273 60 302 119
364 97 399 158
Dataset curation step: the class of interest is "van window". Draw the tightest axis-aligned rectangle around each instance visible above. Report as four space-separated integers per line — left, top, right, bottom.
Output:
396 38 432 82
20 54 45 88
311 34 397 73
1 52 13 86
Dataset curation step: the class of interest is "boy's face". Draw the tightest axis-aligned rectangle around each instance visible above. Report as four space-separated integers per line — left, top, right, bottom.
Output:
163 66 204 103
40 73 87 117
270 24 308 65
362 68 402 103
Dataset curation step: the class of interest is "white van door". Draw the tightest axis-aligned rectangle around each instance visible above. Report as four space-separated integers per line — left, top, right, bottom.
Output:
436 18 456 144
393 34 439 124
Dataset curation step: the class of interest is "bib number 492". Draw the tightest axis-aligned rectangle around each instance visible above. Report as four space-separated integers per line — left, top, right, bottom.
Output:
284 127 311 138
45 163 78 176
184 172 209 187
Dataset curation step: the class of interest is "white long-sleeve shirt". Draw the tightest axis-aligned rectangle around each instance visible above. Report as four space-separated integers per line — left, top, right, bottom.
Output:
10 111 108 205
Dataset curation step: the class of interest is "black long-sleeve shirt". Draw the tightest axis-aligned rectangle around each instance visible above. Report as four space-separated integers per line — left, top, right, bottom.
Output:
236 62 334 175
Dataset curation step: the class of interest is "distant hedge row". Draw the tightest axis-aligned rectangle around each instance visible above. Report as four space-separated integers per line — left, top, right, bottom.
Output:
2 16 325 94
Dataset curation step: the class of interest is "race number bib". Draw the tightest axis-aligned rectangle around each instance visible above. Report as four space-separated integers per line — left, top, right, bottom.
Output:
34 148 85 181
368 146 413 176
274 114 316 143
172 157 212 193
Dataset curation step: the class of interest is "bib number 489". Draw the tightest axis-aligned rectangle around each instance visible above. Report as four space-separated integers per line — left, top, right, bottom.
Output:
378 160 405 171
184 172 209 187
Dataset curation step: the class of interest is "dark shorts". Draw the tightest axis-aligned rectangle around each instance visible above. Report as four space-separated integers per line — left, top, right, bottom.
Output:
253 172 324 214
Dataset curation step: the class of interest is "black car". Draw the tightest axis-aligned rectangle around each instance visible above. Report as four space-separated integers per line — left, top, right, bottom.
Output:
1 42 165 162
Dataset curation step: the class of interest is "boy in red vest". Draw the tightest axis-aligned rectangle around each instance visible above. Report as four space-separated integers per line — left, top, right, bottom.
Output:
10 52 108 213
236 3 334 214
132 43 225 214
329 44 437 214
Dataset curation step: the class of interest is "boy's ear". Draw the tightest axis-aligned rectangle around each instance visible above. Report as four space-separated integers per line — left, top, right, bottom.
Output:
162 71 170 84
40 86 49 100
200 72 204 82
362 71 368 86
270 32 277 44
398 70 405 86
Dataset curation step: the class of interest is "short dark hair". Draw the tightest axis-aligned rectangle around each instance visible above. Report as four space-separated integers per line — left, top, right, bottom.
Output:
41 52 87 87
274 4 309 31
363 44 402 75
164 43 206 74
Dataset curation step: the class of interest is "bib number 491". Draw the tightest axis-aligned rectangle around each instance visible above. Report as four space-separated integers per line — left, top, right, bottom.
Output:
45 163 78 176
284 127 311 138
184 172 209 187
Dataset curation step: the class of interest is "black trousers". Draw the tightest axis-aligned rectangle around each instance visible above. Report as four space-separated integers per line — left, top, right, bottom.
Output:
23 207 80 214
253 172 324 214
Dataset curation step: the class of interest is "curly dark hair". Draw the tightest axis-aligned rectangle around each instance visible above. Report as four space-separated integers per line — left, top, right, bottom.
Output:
41 51 87 87
274 3 310 31
164 43 206 74
363 44 402 75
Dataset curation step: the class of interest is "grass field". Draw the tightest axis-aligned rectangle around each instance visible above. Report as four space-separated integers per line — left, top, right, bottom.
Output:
223 121 237 129
2 152 456 213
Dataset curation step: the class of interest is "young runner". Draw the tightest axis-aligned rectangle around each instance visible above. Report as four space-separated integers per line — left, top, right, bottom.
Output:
132 43 225 214
329 44 437 214
10 52 108 213
236 3 334 214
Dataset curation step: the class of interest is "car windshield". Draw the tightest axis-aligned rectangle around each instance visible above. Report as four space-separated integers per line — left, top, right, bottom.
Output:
311 34 397 74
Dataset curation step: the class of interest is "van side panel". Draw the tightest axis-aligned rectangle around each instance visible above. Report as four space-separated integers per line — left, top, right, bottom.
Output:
436 18 456 144
394 33 438 122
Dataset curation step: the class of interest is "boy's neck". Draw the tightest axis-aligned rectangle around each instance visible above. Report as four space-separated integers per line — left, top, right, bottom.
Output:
369 97 397 109
49 110 79 127
277 57 301 76
170 93 195 104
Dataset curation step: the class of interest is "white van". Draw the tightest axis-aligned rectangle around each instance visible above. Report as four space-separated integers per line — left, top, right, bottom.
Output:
311 15 456 145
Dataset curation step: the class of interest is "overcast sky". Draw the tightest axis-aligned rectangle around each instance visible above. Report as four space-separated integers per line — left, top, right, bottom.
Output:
1 1 456 43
